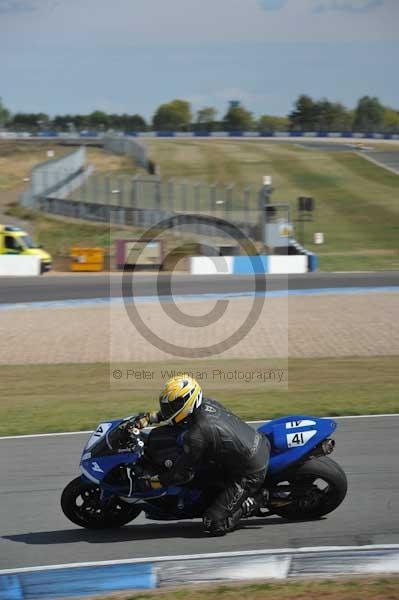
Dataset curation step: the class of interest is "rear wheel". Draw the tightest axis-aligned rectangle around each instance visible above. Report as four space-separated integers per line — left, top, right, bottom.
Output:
61 477 141 529
269 456 347 520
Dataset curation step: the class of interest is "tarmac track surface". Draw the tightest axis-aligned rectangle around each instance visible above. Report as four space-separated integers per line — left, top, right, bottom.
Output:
0 416 398 570
1 271 399 304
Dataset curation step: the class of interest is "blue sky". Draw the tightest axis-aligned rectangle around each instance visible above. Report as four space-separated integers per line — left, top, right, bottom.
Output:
1 0 398 120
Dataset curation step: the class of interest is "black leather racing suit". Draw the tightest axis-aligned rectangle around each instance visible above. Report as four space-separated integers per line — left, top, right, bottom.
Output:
156 398 270 535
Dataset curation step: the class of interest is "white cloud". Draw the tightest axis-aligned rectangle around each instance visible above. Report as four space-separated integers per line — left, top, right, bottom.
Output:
259 0 385 11
0 0 60 14
0 0 35 13
258 0 289 10
187 89 275 112
0 0 397 44
313 0 384 12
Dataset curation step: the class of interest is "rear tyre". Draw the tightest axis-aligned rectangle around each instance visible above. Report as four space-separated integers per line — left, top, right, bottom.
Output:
269 456 347 520
61 477 141 529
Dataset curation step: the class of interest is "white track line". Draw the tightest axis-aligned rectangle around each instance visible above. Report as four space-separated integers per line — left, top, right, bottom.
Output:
0 430 93 440
357 151 399 176
0 414 398 441
1 544 398 575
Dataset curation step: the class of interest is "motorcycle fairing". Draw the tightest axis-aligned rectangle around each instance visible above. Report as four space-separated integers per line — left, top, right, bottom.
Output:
81 451 139 484
79 415 336 510
258 415 336 474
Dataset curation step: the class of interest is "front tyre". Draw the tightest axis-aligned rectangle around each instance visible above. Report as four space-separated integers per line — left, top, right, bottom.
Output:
61 477 141 529
269 456 347 520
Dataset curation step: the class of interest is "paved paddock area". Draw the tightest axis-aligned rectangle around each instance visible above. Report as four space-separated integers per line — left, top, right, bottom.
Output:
1 292 398 364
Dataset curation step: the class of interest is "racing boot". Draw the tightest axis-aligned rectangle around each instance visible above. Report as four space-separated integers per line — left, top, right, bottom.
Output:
241 488 269 517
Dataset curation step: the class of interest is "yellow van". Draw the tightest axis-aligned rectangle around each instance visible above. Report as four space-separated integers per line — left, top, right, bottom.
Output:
0 225 52 273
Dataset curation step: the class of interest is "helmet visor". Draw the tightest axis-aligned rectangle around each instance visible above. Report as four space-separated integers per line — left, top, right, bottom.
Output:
160 396 186 421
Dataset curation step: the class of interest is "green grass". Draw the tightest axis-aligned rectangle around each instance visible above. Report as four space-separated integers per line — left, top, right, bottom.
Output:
5 204 205 268
91 576 399 600
1 356 398 436
2 139 399 271
5 203 112 258
145 140 399 271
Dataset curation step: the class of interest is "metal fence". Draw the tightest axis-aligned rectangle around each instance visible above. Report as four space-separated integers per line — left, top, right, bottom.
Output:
39 173 263 240
103 134 149 170
20 147 87 209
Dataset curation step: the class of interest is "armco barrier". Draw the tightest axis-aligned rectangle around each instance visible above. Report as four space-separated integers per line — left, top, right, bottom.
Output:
190 255 316 275
129 131 399 140
1 545 398 599
4 131 399 141
0 256 41 276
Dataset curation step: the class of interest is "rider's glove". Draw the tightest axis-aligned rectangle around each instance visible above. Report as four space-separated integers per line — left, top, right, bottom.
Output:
130 411 159 430
133 413 151 429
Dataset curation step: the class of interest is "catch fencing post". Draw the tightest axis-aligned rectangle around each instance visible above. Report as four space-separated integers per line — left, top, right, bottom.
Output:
210 183 217 214
226 184 234 218
181 181 188 213
155 178 162 208
244 186 251 224
195 183 201 234
168 179 174 213
118 177 124 225
93 173 99 205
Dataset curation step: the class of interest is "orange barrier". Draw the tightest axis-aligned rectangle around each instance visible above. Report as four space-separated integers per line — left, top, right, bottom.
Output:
70 247 104 272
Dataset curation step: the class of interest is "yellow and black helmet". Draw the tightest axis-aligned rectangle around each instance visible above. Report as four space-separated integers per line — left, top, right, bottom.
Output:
159 375 202 424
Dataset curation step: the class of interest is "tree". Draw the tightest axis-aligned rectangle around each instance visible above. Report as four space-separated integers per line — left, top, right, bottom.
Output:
289 95 353 132
152 99 192 131
383 108 399 133
353 96 384 132
223 103 253 131
0 97 10 128
124 114 147 132
257 115 289 132
88 110 109 129
314 99 352 131
53 114 74 130
72 114 90 130
196 106 217 131
9 112 49 131
289 95 319 131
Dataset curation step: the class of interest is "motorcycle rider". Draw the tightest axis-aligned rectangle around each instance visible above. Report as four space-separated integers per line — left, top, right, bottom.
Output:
128 375 270 536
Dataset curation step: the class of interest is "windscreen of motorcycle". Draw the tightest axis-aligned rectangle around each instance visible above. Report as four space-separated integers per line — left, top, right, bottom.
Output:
86 424 142 457
85 422 113 450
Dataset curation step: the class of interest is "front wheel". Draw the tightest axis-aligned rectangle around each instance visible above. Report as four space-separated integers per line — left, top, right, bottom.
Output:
269 456 348 520
61 477 141 529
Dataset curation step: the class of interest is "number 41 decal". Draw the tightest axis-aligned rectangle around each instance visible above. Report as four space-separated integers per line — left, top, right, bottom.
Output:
286 430 317 448
291 433 304 445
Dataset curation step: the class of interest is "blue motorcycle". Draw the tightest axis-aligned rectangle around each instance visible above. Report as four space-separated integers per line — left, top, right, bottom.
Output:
61 415 347 529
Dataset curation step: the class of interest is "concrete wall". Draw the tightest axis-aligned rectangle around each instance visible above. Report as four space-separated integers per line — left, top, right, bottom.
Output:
190 255 316 275
190 256 234 275
0 256 41 276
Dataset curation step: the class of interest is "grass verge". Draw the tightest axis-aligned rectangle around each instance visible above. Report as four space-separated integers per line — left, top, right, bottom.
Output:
85 577 399 600
0 356 398 436
2 139 399 271
146 140 399 272
0 141 140 193
5 203 112 258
